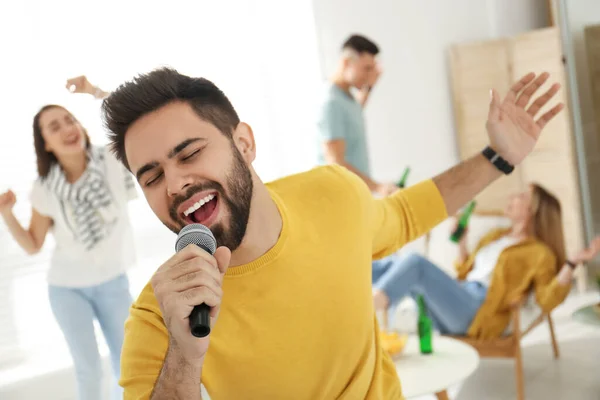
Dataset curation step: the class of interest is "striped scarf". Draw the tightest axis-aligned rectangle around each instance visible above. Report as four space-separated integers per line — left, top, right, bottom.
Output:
45 147 118 251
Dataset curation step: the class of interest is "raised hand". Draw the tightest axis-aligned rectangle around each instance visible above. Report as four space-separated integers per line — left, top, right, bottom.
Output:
366 63 382 88
66 75 95 95
573 236 600 265
0 190 16 215
486 72 564 165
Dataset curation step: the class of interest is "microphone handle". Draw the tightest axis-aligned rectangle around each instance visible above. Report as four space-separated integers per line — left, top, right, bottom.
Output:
189 240 214 338
190 303 211 338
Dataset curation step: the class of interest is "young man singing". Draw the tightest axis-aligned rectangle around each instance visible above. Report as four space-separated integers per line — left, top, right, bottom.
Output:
102 68 563 399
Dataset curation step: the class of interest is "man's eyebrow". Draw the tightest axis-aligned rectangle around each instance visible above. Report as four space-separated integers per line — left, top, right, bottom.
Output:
167 138 206 158
135 162 159 182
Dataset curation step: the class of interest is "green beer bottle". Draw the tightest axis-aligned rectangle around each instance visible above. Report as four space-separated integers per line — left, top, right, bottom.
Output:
417 294 433 354
450 200 476 243
397 166 411 188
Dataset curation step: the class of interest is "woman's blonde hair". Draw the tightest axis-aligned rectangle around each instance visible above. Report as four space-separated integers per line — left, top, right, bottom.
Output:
529 183 566 270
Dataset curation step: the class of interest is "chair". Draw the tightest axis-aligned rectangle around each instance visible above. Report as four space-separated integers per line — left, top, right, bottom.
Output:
445 296 560 400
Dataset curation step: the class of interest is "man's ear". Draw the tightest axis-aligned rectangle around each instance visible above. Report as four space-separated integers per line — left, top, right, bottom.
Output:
232 122 256 163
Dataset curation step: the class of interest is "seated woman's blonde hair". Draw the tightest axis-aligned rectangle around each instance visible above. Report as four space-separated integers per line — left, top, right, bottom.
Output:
530 183 566 270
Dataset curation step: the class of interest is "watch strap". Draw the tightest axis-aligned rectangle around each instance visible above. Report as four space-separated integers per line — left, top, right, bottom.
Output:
482 146 514 175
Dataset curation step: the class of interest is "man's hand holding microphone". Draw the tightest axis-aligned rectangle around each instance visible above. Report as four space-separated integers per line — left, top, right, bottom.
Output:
150 224 230 399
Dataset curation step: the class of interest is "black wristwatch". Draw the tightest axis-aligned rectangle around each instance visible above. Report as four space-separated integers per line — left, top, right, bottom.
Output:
482 146 514 175
566 259 577 270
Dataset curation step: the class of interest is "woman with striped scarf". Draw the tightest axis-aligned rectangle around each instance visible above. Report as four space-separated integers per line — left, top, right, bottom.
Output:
0 76 136 400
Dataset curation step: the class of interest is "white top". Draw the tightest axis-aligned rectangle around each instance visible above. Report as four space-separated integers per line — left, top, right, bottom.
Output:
30 146 138 288
394 335 479 398
467 235 519 287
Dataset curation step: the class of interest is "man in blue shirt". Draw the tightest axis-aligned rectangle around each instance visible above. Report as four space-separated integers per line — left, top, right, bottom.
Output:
316 35 410 327
316 34 396 197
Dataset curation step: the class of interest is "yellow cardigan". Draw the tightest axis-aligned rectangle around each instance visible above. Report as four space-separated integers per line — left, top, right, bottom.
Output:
455 228 571 339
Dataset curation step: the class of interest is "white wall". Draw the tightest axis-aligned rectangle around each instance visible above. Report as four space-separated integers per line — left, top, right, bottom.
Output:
492 0 550 37
311 0 550 184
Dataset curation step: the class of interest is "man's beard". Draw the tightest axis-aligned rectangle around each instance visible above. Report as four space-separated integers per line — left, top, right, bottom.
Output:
165 147 253 251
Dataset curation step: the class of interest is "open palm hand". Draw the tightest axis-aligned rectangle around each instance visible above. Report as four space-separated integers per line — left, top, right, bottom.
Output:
486 72 565 165
574 236 600 264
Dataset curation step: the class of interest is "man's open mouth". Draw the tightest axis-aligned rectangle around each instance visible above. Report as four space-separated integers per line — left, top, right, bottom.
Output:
179 192 219 226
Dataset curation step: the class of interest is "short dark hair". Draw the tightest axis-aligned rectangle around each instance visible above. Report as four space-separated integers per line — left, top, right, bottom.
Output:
342 34 379 55
102 67 240 169
33 105 91 178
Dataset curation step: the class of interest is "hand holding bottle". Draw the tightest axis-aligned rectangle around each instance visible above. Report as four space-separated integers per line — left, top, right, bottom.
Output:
452 217 469 263
450 201 476 243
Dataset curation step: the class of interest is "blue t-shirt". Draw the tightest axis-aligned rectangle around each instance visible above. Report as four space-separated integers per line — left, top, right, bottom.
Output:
316 84 371 176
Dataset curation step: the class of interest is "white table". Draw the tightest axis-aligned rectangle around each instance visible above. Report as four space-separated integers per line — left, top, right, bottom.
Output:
394 335 479 399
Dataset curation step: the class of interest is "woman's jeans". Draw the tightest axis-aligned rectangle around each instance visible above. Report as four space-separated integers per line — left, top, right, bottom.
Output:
372 253 487 335
48 273 132 400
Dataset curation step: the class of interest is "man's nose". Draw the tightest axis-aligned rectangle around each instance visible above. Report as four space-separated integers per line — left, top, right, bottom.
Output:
166 171 194 198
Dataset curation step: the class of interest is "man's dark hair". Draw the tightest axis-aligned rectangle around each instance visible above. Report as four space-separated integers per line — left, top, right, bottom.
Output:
342 34 379 56
102 67 240 169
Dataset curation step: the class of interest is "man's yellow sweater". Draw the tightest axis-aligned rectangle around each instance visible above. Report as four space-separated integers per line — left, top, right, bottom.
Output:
120 165 448 399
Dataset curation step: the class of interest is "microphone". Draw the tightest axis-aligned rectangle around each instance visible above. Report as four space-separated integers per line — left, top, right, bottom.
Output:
175 223 217 338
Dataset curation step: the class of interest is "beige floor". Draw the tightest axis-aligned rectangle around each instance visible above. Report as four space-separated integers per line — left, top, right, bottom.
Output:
411 291 600 400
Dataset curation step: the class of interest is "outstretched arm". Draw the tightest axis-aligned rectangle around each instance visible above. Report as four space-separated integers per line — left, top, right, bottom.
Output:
0 190 52 255
433 72 562 215
533 236 600 313
554 236 600 286
367 72 564 257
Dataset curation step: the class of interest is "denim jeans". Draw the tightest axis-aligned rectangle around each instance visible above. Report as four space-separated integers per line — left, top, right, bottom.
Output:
372 253 487 335
48 273 132 400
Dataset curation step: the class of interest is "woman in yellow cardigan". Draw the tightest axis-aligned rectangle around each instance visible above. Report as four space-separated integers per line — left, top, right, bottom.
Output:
372 183 600 338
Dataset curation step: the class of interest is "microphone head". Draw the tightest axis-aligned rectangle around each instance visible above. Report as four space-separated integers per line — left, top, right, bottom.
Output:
175 223 217 255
